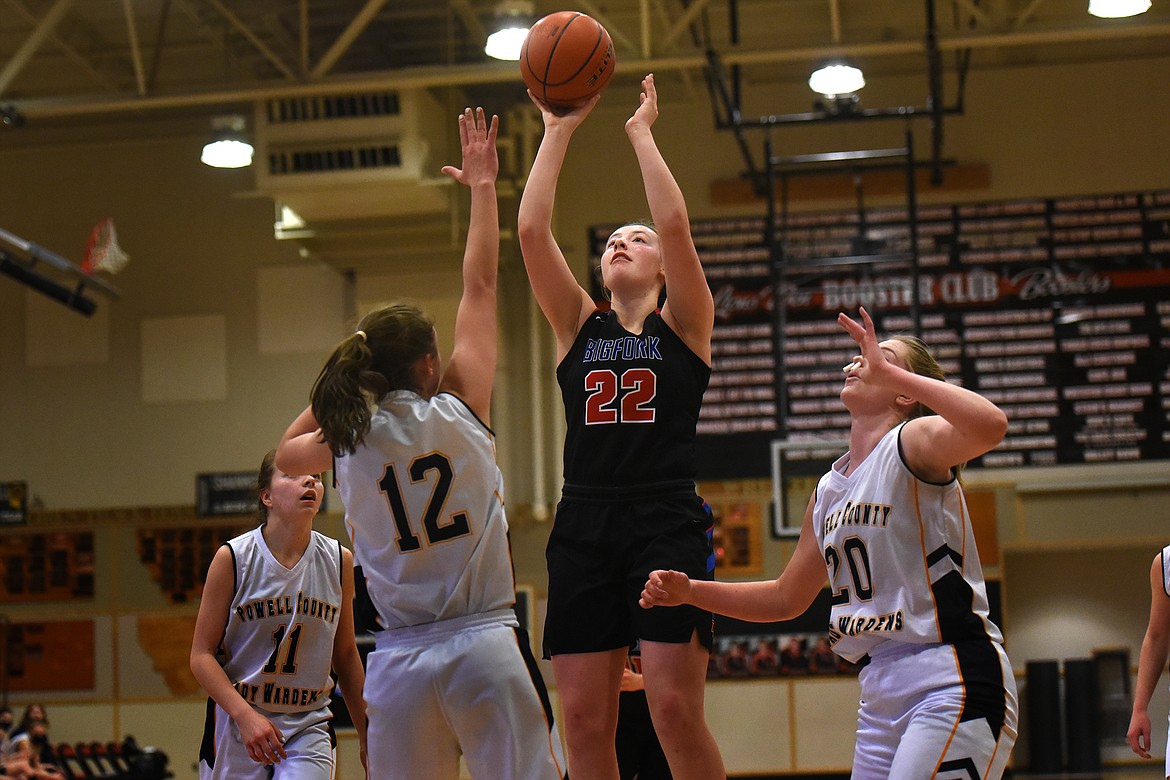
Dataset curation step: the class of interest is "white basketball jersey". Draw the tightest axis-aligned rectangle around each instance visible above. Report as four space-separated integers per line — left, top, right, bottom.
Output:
220 527 342 714
812 422 1003 663
1162 544 1170 597
335 390 516 630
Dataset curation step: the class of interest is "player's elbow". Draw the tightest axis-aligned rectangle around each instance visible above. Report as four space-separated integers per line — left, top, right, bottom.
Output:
517 218 550 253
980 408 1009 449
988 407 1009 441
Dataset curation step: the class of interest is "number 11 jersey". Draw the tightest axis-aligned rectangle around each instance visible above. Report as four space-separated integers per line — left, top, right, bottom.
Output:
220 527 342 715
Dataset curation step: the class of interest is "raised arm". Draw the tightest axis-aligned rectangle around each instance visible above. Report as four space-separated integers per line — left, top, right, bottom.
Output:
276 405 333 477
437 107 500 423
517 93 600 359
840 306 1008 478
1129 551 1170 759
190 546 288 766
625 74 713 363
640 494 827 622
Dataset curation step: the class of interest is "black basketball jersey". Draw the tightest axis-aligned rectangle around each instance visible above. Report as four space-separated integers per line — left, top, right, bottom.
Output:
556 309 711 488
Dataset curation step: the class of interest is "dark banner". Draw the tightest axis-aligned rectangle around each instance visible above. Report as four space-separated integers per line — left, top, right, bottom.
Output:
590 189 1170 477
196 472 259 516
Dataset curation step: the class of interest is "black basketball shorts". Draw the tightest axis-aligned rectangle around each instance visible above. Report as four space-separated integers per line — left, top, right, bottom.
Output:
543 486 715 657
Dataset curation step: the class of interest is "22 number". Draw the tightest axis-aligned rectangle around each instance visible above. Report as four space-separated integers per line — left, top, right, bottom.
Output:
378 453 472 553
584 368 657 425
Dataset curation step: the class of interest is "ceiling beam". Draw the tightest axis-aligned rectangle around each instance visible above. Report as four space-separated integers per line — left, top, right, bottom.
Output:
829 0 842 44
145 0 172 93
952 0 992 27
1014 0 1050 29
0 0 75 95
310 0 390 79
12 21 1170 119
205 0 297 81
120 0 146 95
575 0 640 55
450 0 487 47
659 0 711 52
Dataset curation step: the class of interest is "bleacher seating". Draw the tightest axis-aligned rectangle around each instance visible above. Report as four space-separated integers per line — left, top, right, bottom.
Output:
51 737 170 780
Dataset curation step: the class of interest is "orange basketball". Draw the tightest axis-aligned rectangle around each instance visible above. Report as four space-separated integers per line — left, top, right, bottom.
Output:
520 11 616 112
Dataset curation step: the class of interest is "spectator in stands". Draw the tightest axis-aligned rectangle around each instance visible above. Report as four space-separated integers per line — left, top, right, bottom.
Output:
718 640 751 677
4 706 61 779
0 707 14 756
808 636 839 673
779 636 809 675
749 638 780 676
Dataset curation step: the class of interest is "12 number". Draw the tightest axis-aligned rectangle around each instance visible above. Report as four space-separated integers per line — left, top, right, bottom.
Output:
378 453 471 553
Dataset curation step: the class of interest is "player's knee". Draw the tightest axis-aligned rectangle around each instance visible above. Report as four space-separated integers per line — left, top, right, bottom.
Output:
645 688 698 735
561 702 616 747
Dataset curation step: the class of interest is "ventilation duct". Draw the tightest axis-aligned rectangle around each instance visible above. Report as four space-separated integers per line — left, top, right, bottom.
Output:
252 89 449 224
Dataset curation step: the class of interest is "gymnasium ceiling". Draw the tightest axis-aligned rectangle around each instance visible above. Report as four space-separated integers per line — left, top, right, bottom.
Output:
2 0 1168 125
1 0 1167 270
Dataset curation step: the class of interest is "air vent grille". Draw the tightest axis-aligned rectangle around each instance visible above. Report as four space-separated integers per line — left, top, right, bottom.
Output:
265 92 401 124
267 144 402 175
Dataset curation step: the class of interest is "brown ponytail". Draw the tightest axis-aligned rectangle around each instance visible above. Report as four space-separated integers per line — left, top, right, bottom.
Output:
310 302 436 456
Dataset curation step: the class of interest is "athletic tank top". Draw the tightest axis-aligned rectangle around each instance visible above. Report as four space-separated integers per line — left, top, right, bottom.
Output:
812 422 1004 663
556 309 711 488
334 390 516 630
220 527 342 714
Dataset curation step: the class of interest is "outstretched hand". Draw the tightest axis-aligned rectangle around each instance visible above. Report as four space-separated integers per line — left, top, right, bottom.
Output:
527 90 600 132
624 73 659 136
639 569 692 609
838 306 898 386
441 107 499 187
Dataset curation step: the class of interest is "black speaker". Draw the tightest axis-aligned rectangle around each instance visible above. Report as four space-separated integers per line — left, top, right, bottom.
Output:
1065 657 1101 771
1026 659 1062 773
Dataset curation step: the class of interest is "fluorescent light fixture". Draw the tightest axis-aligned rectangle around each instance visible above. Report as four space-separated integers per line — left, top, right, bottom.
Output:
485 0 533 61
809 63 866 96
485 25 530 60
1088 0 1151 16
201 115 254 168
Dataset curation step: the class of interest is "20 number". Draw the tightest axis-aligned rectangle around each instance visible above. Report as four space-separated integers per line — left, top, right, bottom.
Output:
825 536 874 606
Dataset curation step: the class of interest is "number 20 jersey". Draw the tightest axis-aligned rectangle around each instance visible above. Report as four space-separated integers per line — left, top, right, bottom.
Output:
557 309 711 488
812 422 1004 664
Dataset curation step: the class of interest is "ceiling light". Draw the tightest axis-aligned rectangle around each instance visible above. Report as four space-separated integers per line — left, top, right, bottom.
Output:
1088 0 1151 16
1 104 25 128
808 63 866 97
201 115 253 168
485 0 533 61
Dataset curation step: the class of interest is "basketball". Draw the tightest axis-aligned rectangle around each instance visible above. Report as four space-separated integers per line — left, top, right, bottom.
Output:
520 11 616 112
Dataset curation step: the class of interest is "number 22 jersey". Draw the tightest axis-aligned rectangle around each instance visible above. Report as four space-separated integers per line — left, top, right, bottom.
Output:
556 309 711 489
